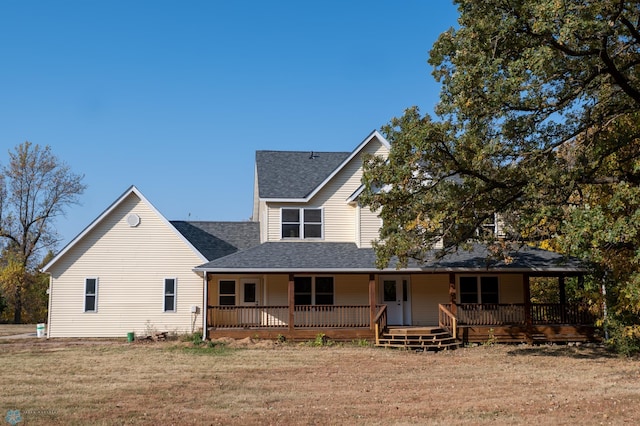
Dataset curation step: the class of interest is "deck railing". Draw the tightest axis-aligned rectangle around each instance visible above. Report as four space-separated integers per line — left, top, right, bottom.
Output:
373 305 387 345
453 303 596 326
207 305 381 329
438 304 457 339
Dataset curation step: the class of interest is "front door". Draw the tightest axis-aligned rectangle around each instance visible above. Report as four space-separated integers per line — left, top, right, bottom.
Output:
383 277 411 325
239 279 261 325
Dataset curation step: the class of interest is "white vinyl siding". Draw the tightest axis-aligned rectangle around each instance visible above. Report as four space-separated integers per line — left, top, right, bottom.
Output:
410 274 450 326
47 193 204 337
358 206 382 248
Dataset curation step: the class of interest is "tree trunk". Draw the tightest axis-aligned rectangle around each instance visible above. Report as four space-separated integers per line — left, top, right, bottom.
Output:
13 282 22 324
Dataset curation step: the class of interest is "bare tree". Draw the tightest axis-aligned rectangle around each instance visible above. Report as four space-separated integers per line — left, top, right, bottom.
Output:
0 141 86 323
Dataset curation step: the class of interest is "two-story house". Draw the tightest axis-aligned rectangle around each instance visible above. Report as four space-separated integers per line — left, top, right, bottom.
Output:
43 130 597 345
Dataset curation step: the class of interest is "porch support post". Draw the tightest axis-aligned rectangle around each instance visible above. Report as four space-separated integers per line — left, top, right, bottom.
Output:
523 273 532 327
559 275 567 323
202 272 208 341
448 273 457 315
369 274 376 330
288 274 295 332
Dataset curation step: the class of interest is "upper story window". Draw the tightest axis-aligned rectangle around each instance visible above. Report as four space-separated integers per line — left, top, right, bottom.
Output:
282 208 322 239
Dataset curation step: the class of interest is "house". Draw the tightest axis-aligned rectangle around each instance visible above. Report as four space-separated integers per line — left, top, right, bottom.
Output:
43 130 598 345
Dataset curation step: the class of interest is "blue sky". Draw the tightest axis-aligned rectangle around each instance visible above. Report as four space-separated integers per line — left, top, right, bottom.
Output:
0 1 459 248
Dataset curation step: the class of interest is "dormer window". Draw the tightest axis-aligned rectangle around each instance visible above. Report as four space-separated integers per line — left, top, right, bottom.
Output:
282 208 323 239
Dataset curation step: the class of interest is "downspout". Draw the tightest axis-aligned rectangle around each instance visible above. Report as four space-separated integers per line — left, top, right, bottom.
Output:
46 274 53 339
202 272 208 342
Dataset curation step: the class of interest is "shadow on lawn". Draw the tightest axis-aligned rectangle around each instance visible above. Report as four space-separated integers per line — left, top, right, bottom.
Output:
505 344 618 360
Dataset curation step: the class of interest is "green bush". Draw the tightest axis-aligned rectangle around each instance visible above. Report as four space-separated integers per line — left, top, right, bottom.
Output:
605 319 640 356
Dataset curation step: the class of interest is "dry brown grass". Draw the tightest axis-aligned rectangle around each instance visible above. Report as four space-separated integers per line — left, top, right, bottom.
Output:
1 337 639 425
0 323 38 337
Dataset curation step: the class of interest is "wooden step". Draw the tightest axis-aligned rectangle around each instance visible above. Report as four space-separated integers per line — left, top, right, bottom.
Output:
376 327 461 351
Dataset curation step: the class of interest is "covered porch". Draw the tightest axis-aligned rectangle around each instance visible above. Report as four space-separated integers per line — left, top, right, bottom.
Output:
197 242 599 344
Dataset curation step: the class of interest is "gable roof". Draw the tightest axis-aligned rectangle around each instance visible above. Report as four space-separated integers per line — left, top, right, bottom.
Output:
170 221 260 261
257 130 390 202
194 242 585 274
42 186 209 272
256 150 350 199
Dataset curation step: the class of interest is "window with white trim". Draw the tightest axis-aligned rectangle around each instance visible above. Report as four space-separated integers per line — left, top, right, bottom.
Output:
84 278 98 312
294 276 334 305
219 280 236 306
459 276 499 304
282 208 322 239
164 278 176 312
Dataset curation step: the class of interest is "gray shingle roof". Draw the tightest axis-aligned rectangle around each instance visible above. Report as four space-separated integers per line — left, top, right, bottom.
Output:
170 221 260 261
195 242 584 273
256 150 351 199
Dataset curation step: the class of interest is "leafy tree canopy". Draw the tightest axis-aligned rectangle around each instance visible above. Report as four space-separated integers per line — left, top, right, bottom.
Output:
0 142 86 322
361 1 640 337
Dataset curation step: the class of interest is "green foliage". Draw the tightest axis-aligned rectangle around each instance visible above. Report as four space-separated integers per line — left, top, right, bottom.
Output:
352 338 372 347
483 328 497 347
0 142 86 323
180 331 204 345
605 319 640 357
307 333 330 347
169 341 232 356
361 0 640 354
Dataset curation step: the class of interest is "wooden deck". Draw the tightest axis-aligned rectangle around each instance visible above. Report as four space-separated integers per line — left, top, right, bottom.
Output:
208 327 375 341
457 325 600 344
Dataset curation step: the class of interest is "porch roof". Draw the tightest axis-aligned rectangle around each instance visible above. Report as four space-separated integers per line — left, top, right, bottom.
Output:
193 242 585 274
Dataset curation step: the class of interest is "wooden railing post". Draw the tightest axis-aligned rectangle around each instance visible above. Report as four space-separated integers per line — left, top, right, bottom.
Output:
369 274 376 331
288 274 295 332
523 273 532 327
559 275 567 324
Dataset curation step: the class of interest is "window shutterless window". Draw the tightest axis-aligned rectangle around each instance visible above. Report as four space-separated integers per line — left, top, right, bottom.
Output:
294 276 334 305
164 278 176 312
219 280 236 306
84 278 98 312
459 276 499 304
281 208 322 239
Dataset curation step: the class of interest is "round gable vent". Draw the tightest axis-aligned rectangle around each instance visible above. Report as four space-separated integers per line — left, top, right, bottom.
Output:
127 213 141 227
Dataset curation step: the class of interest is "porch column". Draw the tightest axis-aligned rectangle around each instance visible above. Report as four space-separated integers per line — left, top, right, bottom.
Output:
559 275 567 323
448 273 457 315
523 273 532 327
288 274 295 332
369 274 376 330
202 272 208 341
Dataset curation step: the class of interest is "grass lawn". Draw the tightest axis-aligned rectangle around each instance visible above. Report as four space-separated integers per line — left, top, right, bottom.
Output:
1 336 639 425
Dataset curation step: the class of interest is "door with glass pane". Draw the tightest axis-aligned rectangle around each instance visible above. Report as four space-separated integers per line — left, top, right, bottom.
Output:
240 279 261 325
383 277 411 325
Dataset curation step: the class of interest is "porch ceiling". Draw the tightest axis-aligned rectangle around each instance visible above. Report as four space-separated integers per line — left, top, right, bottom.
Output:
193 242 585 275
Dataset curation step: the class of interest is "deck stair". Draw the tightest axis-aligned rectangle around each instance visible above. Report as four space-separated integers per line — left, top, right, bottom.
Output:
376 327 461 351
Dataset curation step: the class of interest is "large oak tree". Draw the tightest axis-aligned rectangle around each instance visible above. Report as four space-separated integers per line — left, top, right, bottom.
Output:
361 0 640 349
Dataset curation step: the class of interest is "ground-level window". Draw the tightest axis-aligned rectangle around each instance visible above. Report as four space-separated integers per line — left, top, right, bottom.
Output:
459 276 499 304
281 208 323 239
164 278 176 312
294 276 334 305
84 278 98 312
219 280 236 305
